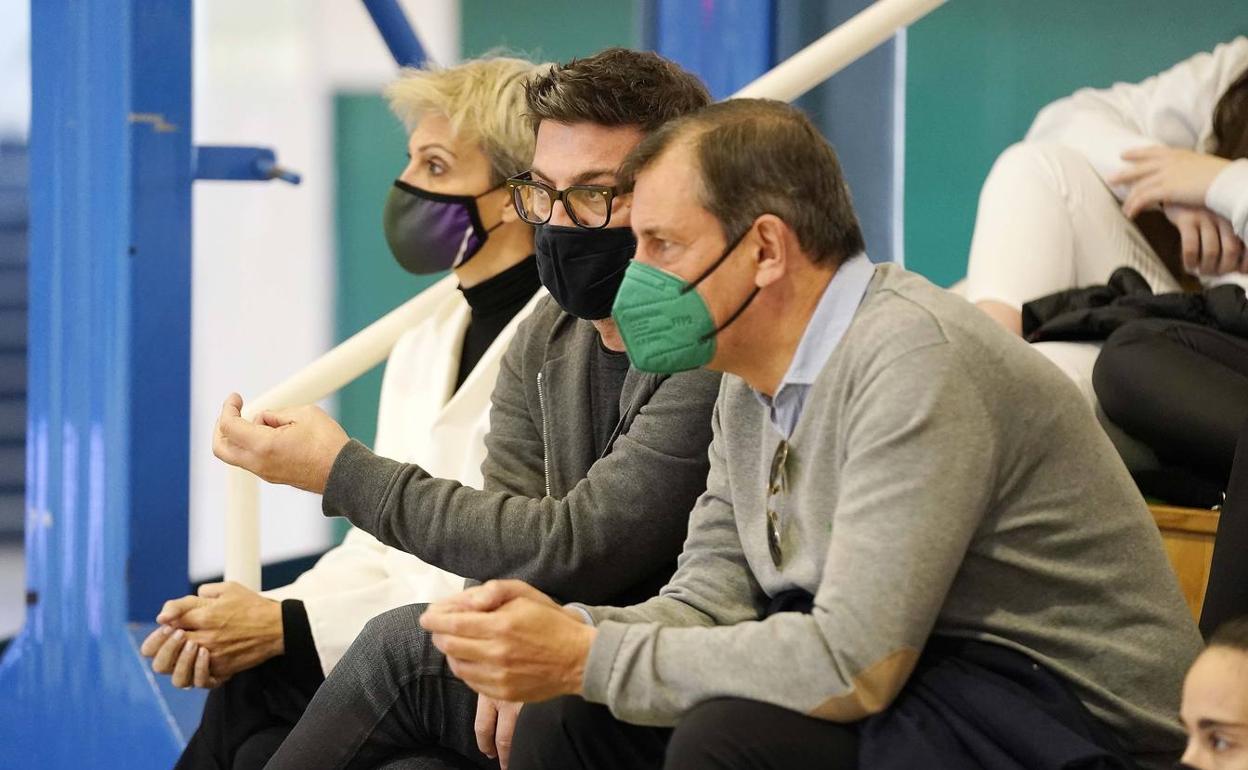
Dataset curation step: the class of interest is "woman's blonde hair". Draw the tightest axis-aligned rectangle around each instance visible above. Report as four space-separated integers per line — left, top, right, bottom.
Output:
385 56 551 184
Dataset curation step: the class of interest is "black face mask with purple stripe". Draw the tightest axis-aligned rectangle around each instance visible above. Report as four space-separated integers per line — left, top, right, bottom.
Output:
382 180 501 275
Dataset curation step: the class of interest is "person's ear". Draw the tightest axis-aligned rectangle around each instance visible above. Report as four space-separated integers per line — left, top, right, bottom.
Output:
613 192 633 219
497 191 520 225
752 214 789 289
496 194 516 224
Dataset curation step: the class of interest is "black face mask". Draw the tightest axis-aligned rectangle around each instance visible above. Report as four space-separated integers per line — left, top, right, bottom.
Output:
534 225 638 320
382 180 500 275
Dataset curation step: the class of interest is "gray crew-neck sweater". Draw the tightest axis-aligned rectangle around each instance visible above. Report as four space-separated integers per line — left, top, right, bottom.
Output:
575 264 1202 770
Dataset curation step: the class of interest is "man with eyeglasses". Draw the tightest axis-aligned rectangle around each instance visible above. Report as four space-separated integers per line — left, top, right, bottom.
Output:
211 48 718 769
418 99 1204 770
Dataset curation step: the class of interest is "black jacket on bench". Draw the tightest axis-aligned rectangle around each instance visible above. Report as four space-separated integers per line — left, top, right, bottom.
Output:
1022 266 1248 343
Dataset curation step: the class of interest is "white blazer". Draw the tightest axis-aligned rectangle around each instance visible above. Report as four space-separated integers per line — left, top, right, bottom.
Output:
1027 36 1248 239
266 273 547 674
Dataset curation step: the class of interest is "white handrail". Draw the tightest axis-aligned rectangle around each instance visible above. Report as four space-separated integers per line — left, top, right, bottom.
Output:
731 0 946 102
224 292 437 588
222 0 946 589
225 468 262 589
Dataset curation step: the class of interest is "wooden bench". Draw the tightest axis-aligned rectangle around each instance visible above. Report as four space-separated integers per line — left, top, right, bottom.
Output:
1151 504 1221 620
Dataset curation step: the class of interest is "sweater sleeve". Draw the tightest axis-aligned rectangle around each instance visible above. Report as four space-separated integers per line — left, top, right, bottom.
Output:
1027 37 1248 195
572 393 767 631
321 366 722 605
277 600 325 689
1207 159 1248 240
579 344 998 727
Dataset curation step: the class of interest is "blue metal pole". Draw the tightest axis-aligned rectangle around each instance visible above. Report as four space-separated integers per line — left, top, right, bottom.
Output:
127 0 195 625
0 0 193 764
362 0 428 67
653 0 775 100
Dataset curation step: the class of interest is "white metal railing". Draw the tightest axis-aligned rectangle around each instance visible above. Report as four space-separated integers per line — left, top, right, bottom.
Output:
222 0 947 589
224 293 442 588
731 0 946 101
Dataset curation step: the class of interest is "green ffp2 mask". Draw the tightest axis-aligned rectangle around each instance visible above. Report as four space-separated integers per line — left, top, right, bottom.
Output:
611 229 758 374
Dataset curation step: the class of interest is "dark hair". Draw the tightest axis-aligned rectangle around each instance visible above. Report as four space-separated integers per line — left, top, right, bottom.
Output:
524 47 711 134
619 99 866 265
1209 615 1248 652
1212 67 1248 160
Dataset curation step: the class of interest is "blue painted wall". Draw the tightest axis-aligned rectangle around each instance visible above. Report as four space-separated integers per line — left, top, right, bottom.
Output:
653 0 774 100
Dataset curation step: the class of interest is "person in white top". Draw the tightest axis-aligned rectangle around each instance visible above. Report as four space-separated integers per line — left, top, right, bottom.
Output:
966 37 1248 335
961 38 1248 469
136 56 551 770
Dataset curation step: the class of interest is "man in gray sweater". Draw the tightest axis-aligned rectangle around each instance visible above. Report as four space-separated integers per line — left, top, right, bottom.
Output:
211 50 721 769
420 99 1204 770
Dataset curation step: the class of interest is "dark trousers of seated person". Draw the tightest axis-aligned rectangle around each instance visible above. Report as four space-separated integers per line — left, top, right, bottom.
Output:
261 603 496 770
1094 319 1248 487
1093 319 1248 637
176 653 323 770
1201 417 1248 637
253 593 826 770
508 588 859 770
510 592 1137 770
507 696 858 770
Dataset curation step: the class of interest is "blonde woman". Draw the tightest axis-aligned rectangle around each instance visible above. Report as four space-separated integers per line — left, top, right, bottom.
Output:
143 56 550 770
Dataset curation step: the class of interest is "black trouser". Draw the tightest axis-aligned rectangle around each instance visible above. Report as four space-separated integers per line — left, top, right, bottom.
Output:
1201 418 1248 638
1094 319 1248 486
508 589 857 770
258 590 844 770
263 603 493 770
507 695 858 770
1093 319 1248 636
176 655 323 770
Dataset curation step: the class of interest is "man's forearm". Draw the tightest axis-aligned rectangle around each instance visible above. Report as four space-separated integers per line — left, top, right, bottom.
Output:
321 440 700 604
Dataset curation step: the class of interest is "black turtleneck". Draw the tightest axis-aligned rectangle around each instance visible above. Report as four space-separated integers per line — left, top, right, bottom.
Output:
455 254 541 391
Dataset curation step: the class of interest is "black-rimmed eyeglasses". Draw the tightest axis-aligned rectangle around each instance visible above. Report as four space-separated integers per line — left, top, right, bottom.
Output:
506 173 618 229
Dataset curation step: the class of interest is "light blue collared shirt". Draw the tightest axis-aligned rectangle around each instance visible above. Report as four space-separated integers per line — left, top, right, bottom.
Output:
755 253 875 438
